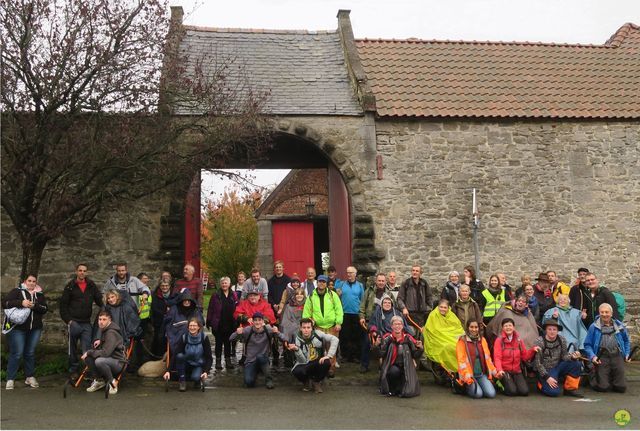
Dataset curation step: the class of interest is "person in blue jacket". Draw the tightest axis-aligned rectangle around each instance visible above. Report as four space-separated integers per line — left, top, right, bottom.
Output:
583 303 631 393
335 268 364 368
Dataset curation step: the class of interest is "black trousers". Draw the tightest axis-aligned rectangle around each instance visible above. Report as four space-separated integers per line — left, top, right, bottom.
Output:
213 329 234 359
386 364 404 394
340 313 362 361
500 371 529 396
590 352 626 393
292 359 331 383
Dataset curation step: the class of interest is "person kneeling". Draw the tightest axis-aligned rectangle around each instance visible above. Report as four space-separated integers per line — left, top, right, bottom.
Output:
230 312 279 389
163 318 212 392
82 310 126 395
533 317 584 397
284 318 338 393
373 315 423 398
584 303 631 393
456 320 497 399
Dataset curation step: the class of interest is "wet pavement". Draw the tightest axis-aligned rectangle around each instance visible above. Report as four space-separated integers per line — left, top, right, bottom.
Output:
2 361 640 429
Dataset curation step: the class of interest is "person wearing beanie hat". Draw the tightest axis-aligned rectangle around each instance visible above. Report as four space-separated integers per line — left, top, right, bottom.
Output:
533 317 583 397
229 312 279 389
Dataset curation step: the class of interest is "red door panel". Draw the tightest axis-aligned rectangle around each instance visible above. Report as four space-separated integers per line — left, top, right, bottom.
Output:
328 164 351 279
272 221 314 278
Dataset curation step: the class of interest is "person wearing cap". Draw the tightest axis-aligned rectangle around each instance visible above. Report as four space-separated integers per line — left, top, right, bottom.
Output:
533 317 583 397
234 290 275 328
229 311 279 389
493 317 540 396
303 274 343 377
583 303 631 393
569 272 619 329
282 317 338 393
241 268 269 301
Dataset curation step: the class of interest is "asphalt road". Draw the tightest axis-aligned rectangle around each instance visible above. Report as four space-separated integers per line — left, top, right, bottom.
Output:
1 373 639 430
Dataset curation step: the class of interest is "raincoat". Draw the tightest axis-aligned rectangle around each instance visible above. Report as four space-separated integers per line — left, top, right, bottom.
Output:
423 309 465 372
543 306 588 351
486 303 539 349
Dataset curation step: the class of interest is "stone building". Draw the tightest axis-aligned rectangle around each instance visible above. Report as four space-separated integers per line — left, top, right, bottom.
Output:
1 8 638 343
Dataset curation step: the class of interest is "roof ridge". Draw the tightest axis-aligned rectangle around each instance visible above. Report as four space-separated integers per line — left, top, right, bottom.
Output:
355 37 610 48
183 25 337 35
605 22 640 47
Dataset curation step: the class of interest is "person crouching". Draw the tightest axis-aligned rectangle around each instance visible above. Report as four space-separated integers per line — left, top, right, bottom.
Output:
373 315 423 398
82 310 126 395
164 318 212 391
230 312 279 389
284 317 338 393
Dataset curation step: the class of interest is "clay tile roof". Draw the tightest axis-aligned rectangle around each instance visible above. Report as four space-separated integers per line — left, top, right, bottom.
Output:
177 26 361 116
355 23 640 119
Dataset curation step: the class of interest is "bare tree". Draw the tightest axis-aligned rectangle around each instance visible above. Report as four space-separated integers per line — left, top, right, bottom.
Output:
1 0 272 278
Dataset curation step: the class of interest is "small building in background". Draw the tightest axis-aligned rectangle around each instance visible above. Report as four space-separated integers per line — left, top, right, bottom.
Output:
255 169 329 278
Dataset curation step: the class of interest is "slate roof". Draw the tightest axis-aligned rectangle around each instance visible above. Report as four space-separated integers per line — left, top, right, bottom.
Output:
355 23 640 119
177 27 362 116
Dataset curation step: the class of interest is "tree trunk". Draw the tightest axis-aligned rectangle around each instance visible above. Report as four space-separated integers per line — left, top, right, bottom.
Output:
20 237 48 280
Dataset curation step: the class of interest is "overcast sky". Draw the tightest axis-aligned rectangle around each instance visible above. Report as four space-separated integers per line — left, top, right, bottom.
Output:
187 0 639 203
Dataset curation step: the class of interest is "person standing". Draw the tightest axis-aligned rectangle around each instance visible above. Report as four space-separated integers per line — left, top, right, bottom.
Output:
206 277 239 370
570 272 619 329
359 273 391 373
2 274 48 390
173 264 204 311
397 265 433 328
241 268 269 300
103 262 150 308
60 263 104 378
267 261 290 367
150 279 178 357
336 266 364 367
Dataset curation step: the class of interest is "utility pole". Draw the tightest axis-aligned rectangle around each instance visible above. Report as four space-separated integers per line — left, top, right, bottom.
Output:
472 188 481 281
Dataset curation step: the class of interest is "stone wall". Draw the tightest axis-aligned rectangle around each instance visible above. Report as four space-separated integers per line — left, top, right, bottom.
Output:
363 119 639 321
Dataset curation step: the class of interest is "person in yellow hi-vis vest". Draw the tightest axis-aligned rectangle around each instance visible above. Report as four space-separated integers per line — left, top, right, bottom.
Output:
480 274 509 326
132 272 153 371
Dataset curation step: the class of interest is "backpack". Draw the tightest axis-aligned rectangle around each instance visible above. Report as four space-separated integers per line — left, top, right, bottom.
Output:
611 291 626 320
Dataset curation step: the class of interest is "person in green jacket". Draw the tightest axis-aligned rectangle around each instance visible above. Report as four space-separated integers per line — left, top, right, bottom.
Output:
302 275 343 376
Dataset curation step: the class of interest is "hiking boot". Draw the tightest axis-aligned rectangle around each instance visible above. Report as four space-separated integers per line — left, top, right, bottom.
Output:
359 366 369 374
302 379 312 392
215 357 223 370
327 369 335 378
564 389 584 398
225 356 234 370
108 380 118 395
312 381 323 393
86 379 106 392
178 380 187 392
266 378 275 390
6 380 14 390
25 377 39 388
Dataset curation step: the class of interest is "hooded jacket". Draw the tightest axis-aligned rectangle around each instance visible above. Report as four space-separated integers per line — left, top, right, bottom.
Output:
2 285 48 331
374 331 422 398
168 330 213 373
86 321 126 363
359 285 394 321
302 288 343 329
95 292 141 341
368 303 409 335
164 291 204 350
569 284 619 328
234 297 275 326
151 286 179 330
285 329 338 369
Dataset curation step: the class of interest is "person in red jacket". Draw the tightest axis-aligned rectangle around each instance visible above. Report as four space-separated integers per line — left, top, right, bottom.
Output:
234 291 276 328
494 317 540 396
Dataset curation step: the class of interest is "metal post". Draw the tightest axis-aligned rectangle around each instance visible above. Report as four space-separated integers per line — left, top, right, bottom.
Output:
472 188 481 281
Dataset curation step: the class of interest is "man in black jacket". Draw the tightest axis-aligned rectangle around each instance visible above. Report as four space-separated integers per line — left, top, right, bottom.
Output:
397 265 433 327
569 272 619 329
59 263 104 376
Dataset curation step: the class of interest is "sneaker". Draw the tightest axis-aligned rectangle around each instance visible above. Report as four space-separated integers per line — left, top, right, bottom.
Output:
179 380 187 392
86 379 106 392
312 381 323 393
25 377 39 388
108 380 118 395
266 379 275 390
6 380 14 390
302 380 312 392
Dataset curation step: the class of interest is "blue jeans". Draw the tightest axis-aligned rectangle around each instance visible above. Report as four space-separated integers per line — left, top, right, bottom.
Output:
68 321 93 372
176 353 203 382
466 374 496 399
538 360 582 397
243 354 270 387
7 328 42 380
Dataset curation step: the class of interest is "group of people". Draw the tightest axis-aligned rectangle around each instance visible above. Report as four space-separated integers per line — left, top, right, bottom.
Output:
1 261 633 400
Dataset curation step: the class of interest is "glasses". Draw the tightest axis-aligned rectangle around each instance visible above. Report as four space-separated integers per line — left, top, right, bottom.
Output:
585 278 597 283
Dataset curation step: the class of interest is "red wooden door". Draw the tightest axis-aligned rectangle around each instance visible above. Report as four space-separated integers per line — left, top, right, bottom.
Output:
272 221 314 278
328 164 351 279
